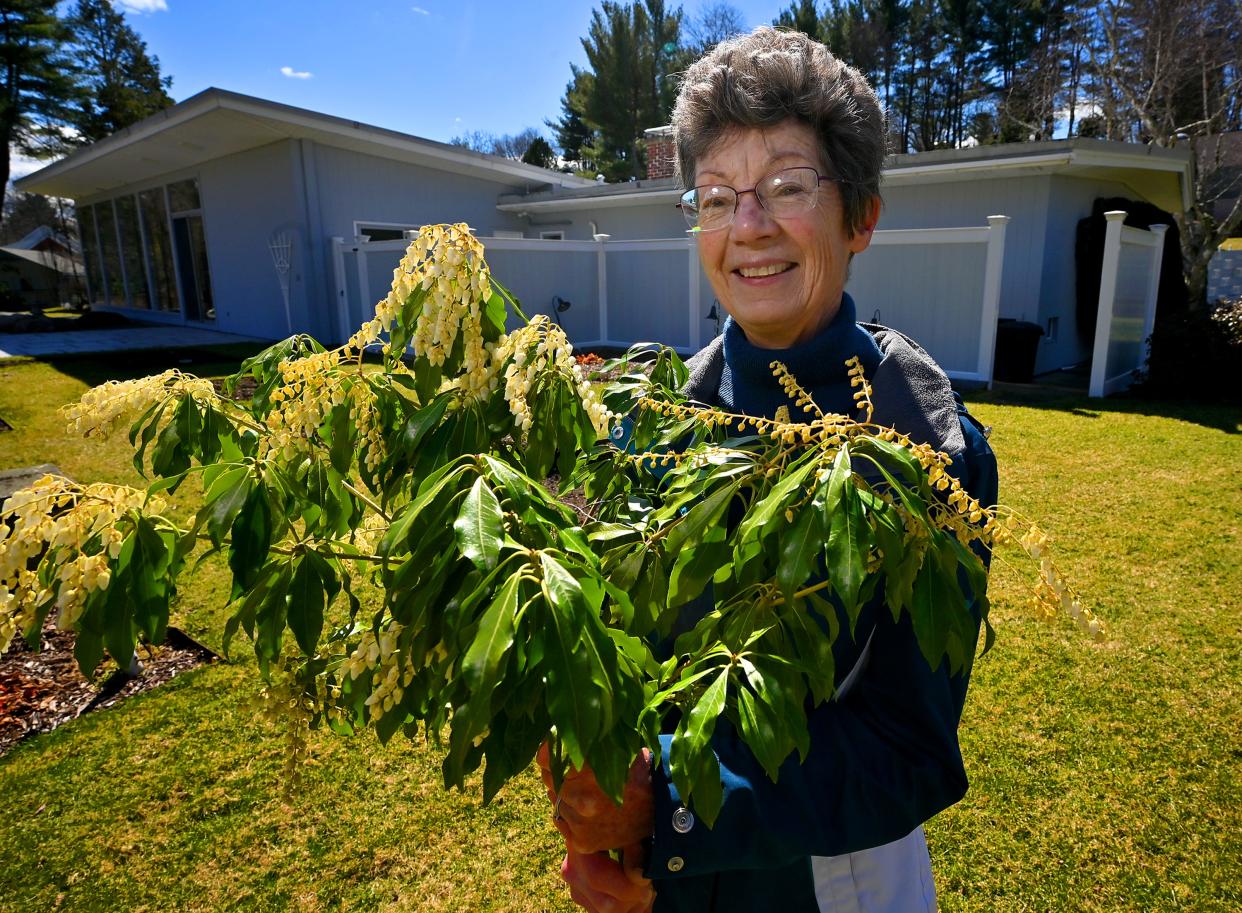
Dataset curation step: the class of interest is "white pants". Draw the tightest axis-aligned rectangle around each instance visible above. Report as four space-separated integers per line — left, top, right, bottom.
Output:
810 826 938 913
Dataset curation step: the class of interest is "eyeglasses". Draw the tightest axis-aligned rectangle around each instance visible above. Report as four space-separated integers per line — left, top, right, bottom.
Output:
678 167 844 232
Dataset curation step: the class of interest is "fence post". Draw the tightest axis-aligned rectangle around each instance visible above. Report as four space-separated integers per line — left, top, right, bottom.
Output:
1089 211 1127 398
687 239 702 352
331 237 350 345
978 215 1010 388
1142 225 1169 356
596 236 609 344
353 238 371 347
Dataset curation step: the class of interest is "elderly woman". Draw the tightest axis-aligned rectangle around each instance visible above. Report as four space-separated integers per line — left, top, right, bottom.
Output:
542 26 997 913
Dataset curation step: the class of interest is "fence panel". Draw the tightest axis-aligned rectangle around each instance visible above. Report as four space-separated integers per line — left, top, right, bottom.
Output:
1089 214 1167 397
847 239 988 377
333 220 1010 383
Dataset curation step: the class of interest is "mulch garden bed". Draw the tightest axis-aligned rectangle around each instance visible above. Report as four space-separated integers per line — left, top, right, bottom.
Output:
0 618 218 758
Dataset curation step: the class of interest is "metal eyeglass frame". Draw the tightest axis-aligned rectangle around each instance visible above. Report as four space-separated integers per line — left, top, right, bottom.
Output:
677 167 847 233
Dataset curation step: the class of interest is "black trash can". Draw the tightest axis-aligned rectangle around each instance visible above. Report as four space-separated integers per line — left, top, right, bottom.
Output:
993 319 1044 383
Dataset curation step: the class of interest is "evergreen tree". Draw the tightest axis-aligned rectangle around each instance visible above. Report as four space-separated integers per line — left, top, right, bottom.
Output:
68 0 174 143
774 0 825 41
521 136 557 169
0 1 82 210
557 1 682 182
547 68 595 169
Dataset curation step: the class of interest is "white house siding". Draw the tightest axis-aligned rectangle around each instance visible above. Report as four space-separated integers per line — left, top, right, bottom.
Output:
1038 175 1152 375
515 202 686 241
197 140 306 340
311 144 529 242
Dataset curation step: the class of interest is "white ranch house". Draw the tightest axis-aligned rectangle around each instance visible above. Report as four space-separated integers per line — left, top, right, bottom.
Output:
17 89 1193 394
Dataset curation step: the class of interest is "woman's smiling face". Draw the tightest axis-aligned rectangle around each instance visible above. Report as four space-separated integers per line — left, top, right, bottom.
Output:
692 121 877 349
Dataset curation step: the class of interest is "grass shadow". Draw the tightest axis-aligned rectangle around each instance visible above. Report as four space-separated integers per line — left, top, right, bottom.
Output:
962 381 1241 435
13 343 274 387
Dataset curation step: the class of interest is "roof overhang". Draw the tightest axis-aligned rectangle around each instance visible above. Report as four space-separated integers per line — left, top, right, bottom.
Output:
883 140 1193 213
496 139 1194 216
15 89 595 200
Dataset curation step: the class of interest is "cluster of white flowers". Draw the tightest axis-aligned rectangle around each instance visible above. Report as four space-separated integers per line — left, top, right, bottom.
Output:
343 623 413 722
63 370 217 439
362 224 500 402
493 315 615 438
0 475 163 652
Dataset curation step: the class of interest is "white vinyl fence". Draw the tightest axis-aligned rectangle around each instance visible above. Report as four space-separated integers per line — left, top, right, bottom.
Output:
1089 211 1168 398
332 216 1009 384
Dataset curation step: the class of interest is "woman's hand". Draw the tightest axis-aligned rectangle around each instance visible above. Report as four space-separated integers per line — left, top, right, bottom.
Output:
537 744 655 854
562 845 655 913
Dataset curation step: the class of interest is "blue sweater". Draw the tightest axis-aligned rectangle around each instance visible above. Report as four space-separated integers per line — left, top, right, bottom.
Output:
644 296 998 913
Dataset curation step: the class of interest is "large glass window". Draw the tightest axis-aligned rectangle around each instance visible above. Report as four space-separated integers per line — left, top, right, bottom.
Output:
173 215 214 321
78 204 106 307
139 188 178 313
86 177 214 319
115 195 150 309
167 179 201 214
94 200 126 307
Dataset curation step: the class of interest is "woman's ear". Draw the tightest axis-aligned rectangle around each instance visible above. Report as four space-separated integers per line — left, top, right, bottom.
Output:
848 197 882 254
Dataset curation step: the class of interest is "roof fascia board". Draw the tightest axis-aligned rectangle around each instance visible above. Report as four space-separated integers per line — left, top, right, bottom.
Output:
218 93 591 188
14 90 225 191
16 88 592 195
498 188 682 212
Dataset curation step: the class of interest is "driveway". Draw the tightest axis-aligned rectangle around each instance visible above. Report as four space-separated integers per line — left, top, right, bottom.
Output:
0 326 268 359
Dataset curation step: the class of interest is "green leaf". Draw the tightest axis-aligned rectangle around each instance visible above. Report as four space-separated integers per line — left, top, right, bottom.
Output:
825 447 868 622
734 456 817 564
670 666 729 824
327 402 355 476
776 498 825 604
288 555 327 656
380 459 471 558
735 682 786 782
203 465 253 546
453 476 504 572
664 479 739 556
461 574 521 705
229 482 274 598
539 552 605 768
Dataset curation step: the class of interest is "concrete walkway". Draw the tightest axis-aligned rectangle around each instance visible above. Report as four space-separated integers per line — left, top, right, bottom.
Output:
0 326 268 359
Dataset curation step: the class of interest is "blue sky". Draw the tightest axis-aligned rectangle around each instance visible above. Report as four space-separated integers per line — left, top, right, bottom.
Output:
108 0 787 144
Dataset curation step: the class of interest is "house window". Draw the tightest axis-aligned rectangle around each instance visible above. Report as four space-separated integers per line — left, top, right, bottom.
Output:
94 200 126 308
354 222 417 242
1045 316 1059 341
78 204 105 306
115 195 150 309
168 178 214 321
539 230 565 241
139 188 179 313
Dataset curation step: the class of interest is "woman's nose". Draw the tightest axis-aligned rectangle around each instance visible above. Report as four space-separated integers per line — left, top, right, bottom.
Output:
731 190 777 238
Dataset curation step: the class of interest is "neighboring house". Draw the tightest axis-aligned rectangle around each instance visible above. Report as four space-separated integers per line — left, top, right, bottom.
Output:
499 132 1191 376
17 89 1192 379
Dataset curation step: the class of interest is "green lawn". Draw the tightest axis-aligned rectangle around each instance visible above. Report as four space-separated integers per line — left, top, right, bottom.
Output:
1 352 1238 912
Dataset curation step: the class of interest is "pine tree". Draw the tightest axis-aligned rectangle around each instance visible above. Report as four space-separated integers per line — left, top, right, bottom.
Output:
68 0 174 144
0 1 82 210
556 1 682 182
774 0 825 41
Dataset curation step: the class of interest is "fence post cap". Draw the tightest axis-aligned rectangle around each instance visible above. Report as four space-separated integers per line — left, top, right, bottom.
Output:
1104 210 1128 221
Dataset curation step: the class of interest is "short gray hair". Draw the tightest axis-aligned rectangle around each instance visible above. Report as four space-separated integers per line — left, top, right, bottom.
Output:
672 27 886 236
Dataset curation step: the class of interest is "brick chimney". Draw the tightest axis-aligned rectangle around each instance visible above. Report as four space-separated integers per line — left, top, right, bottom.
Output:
644 126 676 180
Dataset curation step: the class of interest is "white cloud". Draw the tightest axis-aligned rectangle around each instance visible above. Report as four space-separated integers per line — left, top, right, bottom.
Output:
117 0 169 13
280 66 313 80
411 6 430 14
